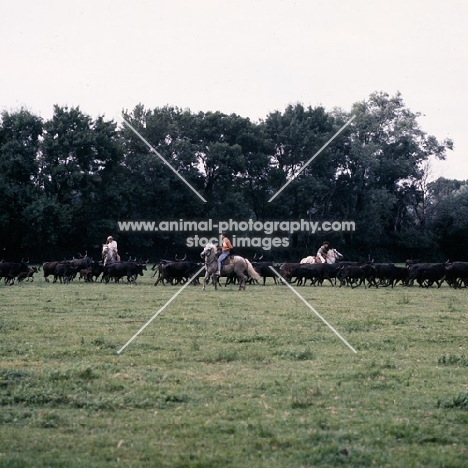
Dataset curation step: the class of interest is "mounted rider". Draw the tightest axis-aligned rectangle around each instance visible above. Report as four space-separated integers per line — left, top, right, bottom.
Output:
217 232 233 275
316 241 330 264
106 236 120 261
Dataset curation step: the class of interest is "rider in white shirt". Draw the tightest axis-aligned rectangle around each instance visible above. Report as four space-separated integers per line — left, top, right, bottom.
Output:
107 236 120 260
316 241 329 263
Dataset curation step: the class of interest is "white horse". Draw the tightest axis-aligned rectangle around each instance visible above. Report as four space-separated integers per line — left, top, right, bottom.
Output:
301 249 343 265
300 256 316 264
324 248 343 264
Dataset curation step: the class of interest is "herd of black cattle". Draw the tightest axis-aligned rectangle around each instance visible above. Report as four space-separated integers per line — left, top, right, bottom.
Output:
1 254 468 289
0 256 148 286
277 260 467 289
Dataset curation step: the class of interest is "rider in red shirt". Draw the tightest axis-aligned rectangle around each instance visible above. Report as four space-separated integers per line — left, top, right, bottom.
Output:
217 232 233 275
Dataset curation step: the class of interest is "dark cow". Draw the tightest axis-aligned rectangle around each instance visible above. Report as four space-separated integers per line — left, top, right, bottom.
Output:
251 261 278 285
371 263 393 287
315 263 340 286
286 263 337 287
407 263 446 288
43 256 92 283
392 266 409 287
70 255 93 271
289 264 323 286
444 261 468 288
371 263 407 288
278 263 302 283
54 262 76 284
79 268 93 282
17 266 39 282
89 261 104 282
102 261 147 284
370 263 410 288
153 260 202 286
43 261 60 282
338 263 374 288
0 261 29 285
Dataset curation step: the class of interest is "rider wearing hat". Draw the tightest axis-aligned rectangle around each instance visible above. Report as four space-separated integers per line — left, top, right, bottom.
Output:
107 236 120 261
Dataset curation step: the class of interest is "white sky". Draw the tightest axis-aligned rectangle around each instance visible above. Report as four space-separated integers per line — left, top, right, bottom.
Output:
1 0 467 180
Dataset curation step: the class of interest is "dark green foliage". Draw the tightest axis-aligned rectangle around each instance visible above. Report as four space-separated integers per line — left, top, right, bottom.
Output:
0 93 457 262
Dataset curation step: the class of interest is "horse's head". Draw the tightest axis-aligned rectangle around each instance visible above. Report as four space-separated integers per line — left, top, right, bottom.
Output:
333 249 343 260
327 249 343 263
200 242 217 261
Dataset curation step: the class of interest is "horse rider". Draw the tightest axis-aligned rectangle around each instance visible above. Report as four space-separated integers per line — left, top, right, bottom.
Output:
316 241 330 263
217 232 233 275
107 236 121 261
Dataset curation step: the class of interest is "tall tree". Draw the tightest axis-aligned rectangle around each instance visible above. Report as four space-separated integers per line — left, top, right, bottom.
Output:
264 104 346 250
332 92 453 258
39 106 123 253
425 178 468 260
0 109 43 256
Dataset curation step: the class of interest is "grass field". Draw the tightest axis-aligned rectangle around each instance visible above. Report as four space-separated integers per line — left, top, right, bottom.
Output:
0 272 467 467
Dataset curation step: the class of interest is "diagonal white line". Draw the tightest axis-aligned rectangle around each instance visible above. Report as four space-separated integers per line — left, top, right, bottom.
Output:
117 265 206 354
120 116 207 203
268 266 357 354
268 115 356 203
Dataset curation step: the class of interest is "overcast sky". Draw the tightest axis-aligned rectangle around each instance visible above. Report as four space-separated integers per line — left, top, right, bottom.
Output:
1 0 467 180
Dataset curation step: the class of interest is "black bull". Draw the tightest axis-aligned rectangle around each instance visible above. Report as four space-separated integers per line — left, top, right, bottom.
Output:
42 257 92 283
251 261 278 285
444 261 468 288
102 261 147 283
278 263 339 286
43 261 61 282
407 263 446 288
0 262 29 285
153 260 203 286
289 263 338 286
70 256 92 270
54 262 76 284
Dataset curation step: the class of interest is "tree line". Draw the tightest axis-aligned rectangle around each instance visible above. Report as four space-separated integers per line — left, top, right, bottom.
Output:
1 91 465 263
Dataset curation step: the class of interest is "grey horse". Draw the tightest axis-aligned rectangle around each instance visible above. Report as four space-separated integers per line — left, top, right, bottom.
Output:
200 243 260 290
102 244 118 266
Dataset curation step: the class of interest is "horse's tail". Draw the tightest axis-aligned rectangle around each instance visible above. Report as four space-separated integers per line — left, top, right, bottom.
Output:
245 259 260 280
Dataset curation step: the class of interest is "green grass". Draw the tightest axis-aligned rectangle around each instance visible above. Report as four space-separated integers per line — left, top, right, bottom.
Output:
0 275 467 467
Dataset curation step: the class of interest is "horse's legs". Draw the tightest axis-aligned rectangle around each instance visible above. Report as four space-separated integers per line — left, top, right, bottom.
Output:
237 273 246 290
203 272 210 290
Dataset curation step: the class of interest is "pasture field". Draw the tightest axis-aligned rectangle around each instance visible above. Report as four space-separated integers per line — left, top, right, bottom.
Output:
0 272 467 467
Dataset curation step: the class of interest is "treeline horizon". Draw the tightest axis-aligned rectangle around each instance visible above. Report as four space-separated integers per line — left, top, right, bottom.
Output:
1 91 467 264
